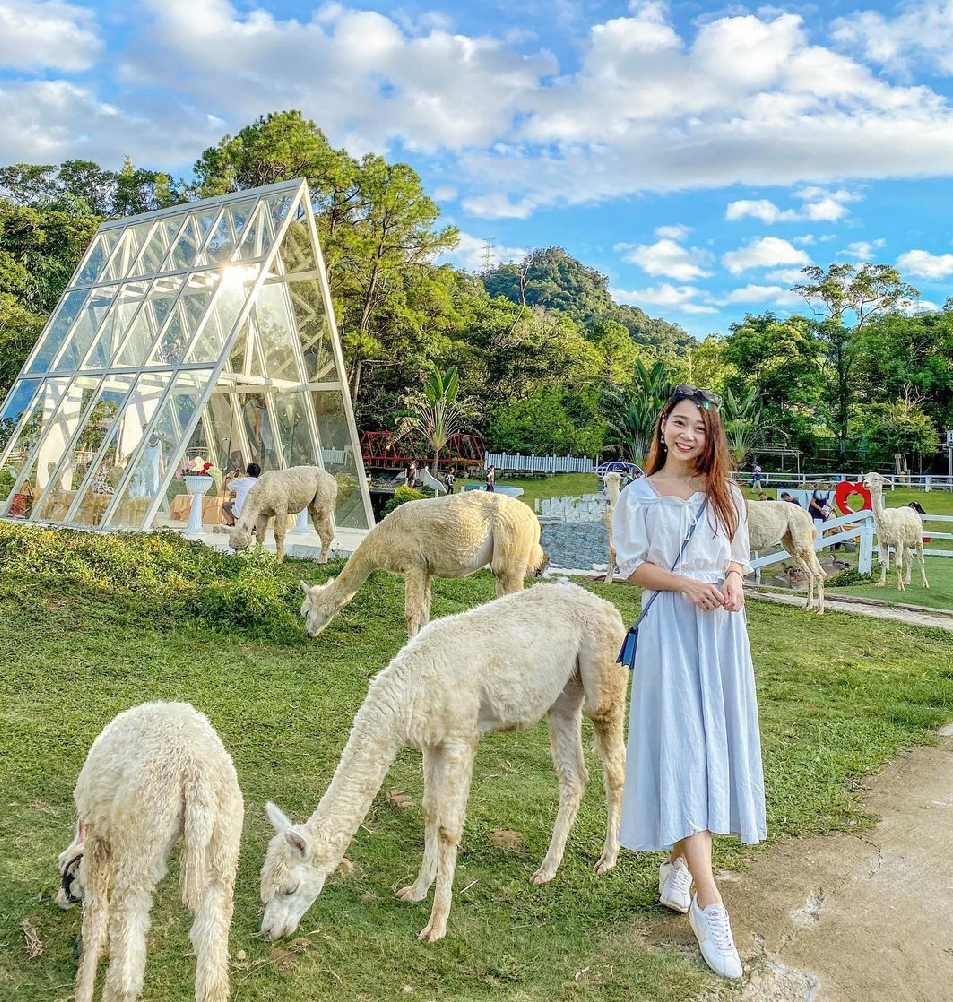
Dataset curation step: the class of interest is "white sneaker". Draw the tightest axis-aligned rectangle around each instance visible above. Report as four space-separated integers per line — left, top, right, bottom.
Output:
658 857 692 913
688 894 743 979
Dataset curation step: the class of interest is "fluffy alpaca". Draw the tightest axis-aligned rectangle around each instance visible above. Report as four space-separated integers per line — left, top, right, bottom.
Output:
863 471 929 590
229 466 337 564
418 466 447 495
602 472 622 582
746 499 827 614
299 490 546 638
57 702 243 1002
261 583 627 943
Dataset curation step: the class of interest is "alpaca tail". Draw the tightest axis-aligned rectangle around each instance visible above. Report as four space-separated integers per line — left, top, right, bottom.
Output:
181 771 217 913
530 541 548 577
811 528 818 541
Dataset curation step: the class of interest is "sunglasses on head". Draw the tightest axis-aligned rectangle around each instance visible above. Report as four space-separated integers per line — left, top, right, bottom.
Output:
670 384 722 409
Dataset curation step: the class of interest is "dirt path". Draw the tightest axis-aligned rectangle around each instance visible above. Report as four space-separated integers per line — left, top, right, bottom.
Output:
648 725 953 1001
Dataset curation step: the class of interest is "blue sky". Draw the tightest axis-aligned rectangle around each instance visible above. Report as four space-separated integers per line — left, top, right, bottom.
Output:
3 0 953 336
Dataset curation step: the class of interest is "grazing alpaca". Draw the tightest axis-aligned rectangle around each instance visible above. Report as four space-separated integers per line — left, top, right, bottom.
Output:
745 499 827 614
418 466 447 495
229 466 337 564
56 702 243 1002
603 472 623 582
261 583 627 943
299 491 546 638
863 471 929 590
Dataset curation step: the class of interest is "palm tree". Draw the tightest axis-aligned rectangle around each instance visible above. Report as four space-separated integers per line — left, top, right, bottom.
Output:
397 365 470 474
601 360 674 466
722 386 762 467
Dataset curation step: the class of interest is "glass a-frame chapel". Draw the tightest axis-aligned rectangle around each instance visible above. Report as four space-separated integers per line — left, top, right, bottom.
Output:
0 179 373 535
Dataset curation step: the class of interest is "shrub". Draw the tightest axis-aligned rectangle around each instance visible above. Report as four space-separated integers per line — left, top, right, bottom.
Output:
827 567 874 587
382 486 423 516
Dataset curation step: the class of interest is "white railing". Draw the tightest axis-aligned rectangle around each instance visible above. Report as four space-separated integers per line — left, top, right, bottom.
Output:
485 452 596 475
733 472 953 492
535 493 606 522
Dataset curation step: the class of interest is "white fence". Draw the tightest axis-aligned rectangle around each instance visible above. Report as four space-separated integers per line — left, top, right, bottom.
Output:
751 510 953 581
733 471 953 492
485 452 596 475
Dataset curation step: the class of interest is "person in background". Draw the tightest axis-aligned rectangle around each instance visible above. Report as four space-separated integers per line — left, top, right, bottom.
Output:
757 491 768 502
404 460 418 489
486 465 496 492
223 463 260 527
445 469 456 494
751 461 763 491
780 491 801 506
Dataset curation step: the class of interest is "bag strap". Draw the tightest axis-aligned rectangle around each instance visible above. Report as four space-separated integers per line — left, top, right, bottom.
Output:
625 496 708 635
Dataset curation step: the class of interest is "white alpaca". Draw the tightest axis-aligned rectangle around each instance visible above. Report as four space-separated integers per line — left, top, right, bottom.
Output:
229 466 337 564
261 583 627 943
603 472 622 582
418 466 447 494
57 703 244 1002
299 491 546 638
862 471 929 591
745 499 827 614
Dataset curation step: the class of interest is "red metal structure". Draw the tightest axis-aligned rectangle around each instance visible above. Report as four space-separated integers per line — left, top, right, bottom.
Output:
360 431 485 471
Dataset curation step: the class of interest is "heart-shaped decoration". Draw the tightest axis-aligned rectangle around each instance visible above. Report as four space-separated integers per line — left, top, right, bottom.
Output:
835 480 872 515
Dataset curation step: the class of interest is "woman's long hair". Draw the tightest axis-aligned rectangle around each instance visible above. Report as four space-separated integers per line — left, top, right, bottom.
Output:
644 394 739 539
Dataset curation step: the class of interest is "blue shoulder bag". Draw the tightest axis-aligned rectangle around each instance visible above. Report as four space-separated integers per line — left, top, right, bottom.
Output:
617 497 708 670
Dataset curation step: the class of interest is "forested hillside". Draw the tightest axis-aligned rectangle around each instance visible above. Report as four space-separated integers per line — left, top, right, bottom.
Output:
1 110 951 471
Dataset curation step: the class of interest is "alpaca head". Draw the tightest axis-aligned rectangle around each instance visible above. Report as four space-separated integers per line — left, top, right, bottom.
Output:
529 545 550 577
298 579 339 637
56 821 85 910
229 524 252 551
862 471 887 493
260 802 338 940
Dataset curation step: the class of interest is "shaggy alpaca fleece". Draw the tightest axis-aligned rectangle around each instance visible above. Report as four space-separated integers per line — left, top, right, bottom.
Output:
299 489 547 638
58 702 244 1002
229 466 337 563
746 499 827 614
262 582 627 943
863 471 930 590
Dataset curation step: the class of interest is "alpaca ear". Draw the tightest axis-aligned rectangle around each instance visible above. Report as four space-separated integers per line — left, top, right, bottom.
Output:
285 831 309 857
299 580 311 597
265 801 292 831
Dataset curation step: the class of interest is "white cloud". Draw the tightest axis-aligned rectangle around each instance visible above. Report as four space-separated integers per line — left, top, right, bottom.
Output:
899 298 940 315
615 238 712 280
460 192 537 220
722 236 811 274
839 238 886 262
610 283 718 314
832 1 953 78
655 223 690 239
725 188 858 224
725 199 799 223
441 232 525 272
764 267 809 284
0 0 101 72
792 235 816 245
897 249 953 279
713 284 803 306
433 185 458 202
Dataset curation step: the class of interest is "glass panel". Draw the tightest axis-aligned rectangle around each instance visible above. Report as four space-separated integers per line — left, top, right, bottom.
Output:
25 289 91 375
167 215 200 272
236 202 272 261
146 273 216 367
36 373 134 524
190 207 221 263
130 221 168 278
202 388 239 473
237 392 279 469
311 387 368 529
51 289 117 373
287 279 332 380
113 277 185 369
185 264 257 364
81 282 149 370
265 190 298 235
225 318 250 376
107 369 214 530
104 222 147 281
0 378 42 508
277 218 313 274
255 281 302 383
75 232 115 286
273 389 318 468
227 197 258 246
204 214 239 266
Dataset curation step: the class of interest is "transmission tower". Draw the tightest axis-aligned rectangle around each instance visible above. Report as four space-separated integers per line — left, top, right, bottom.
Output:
481 237 497 272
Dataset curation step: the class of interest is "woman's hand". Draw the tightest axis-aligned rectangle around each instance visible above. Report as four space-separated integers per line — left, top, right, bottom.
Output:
722 573 745 612
680 578 725 612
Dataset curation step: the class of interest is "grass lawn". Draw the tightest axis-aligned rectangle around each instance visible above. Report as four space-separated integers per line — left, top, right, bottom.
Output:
828 555 953 612
2 539 953 1001
458 472 602 505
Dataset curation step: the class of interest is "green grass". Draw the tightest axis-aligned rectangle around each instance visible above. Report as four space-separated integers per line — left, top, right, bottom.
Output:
1 536 953 1000
828 555 953 612
459 472 603 505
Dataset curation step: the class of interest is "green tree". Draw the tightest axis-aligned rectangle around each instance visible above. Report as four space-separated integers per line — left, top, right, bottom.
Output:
397 365 473 473
721 386 762 467
848 400 939 469
793 264 919 447
0 293 44 397
601 360 674 465
486 384 605 456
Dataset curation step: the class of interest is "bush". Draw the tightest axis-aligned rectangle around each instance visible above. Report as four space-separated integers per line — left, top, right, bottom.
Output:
382 486 423 516
827 567 874 587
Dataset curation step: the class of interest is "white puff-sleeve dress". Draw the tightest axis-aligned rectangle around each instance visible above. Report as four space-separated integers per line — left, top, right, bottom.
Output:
611 477 767 851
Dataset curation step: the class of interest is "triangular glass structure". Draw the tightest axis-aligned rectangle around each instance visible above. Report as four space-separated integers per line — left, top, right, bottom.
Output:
0 179 373 536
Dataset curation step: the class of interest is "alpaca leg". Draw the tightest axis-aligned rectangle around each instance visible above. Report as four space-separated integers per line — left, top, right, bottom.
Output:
533 681 587 886
876 544 888 587
905 547 914 586
494 568 524 598
191 880 234 1002
273 509 288 563
403 568 430 637
255 514 269 551
590 707 626 875
102 881 156 1002
75 841 111 1002
896 546 905 591
397 744 446 903
309 503 334 565
918 542 930 588
788 552 814 610
419 738 475 943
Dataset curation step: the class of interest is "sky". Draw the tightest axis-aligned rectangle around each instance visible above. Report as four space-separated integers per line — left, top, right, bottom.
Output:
3 0 953 337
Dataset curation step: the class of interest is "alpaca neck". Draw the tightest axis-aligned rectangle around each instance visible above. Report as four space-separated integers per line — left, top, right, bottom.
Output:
303 689 406 864
329 538 378 598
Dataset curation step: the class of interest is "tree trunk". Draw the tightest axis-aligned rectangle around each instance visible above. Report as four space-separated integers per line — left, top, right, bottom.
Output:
351 358 363 402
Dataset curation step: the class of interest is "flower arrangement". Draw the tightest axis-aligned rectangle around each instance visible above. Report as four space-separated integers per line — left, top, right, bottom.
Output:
176 457 222 480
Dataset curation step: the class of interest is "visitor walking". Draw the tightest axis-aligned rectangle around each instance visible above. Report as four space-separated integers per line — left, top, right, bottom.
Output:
612 384 765 981
404 460 418 489
223 463 260 526
751 461 762 491
445 470 456 494
485 465 496 492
